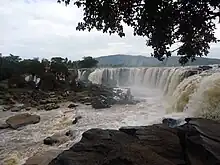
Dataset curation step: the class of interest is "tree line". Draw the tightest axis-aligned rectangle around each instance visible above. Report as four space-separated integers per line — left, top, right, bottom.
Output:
0 54 98 81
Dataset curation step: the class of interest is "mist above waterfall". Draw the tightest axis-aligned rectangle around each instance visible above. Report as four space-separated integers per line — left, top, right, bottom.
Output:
87 67 220 120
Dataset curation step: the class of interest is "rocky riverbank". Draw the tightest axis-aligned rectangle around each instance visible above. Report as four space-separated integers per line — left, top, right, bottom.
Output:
0 81 138 112
34 118 220 165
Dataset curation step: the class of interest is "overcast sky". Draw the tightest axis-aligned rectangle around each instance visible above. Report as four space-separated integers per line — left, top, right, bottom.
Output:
1 0 220 60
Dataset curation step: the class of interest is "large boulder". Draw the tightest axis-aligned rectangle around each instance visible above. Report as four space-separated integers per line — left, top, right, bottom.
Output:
49 118 220 165
6 113 40 129
49 125 184 165
177 118 220 165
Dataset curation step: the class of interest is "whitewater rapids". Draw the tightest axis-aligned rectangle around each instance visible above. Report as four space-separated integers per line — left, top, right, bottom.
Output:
1 66 220 164
88 66 220 119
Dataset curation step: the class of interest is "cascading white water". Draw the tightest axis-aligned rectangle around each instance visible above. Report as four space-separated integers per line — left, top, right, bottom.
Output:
88 67 220 120
88 68 104 84
88 67 188 94
184 72 220 119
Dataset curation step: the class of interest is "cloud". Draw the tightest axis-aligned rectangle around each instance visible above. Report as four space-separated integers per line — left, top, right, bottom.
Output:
0 0 220 60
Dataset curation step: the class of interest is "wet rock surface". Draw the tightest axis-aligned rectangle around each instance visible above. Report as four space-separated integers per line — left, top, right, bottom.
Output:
6 113 40 129
178 118 220 165
89 85 139 109
49 118 220 165
24 150 62 165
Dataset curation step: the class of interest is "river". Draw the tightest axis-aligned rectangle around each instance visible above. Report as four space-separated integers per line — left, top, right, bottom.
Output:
1 66 220 165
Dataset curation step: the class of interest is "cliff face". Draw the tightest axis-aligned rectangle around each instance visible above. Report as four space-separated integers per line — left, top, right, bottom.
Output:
47 118 220 165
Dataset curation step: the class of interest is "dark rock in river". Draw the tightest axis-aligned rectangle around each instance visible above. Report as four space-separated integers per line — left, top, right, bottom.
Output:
38 103 60 111
183 70 198 78
72 116 82 124
68 103 78 109
49 118 220 165
10 104 25 112
162 118 185 128
6 113 40 129
44 132 70 146
198 65 213 71
91 96 111 109
44 137 59 146
44 103 60 111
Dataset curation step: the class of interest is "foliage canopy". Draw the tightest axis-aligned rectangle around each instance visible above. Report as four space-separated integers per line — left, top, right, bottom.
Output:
58 0 220 64
0 55 98 81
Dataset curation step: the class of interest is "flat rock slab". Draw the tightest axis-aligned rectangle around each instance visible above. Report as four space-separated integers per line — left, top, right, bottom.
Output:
6 113 40 129
24 150 62 165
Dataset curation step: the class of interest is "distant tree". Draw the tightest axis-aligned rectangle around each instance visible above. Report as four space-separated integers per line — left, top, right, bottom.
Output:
50 57 69 80
59 0 220 65
78 56 98 68
51 57 65 64
41 58 50 68
4 54 21 63
0 55 22 81
20 59 45 77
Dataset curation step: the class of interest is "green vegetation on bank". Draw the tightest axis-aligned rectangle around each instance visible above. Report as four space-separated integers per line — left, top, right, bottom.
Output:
0 54 98 81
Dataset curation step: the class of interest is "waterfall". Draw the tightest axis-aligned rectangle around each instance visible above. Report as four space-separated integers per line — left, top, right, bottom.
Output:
88 69 104 84
88 67 190 93
87 66 220 120
185 72 220 119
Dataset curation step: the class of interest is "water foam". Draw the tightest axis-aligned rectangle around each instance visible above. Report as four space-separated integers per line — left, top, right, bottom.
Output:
88 67 220 119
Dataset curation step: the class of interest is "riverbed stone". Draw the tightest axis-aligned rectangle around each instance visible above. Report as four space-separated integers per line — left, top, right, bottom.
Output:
44 103 60 111
6 113 40 129
10 104 25 112
44 132 70 146
72 116 82 124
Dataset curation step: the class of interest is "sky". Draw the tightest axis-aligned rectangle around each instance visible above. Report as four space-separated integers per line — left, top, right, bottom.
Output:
1 0 220 60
